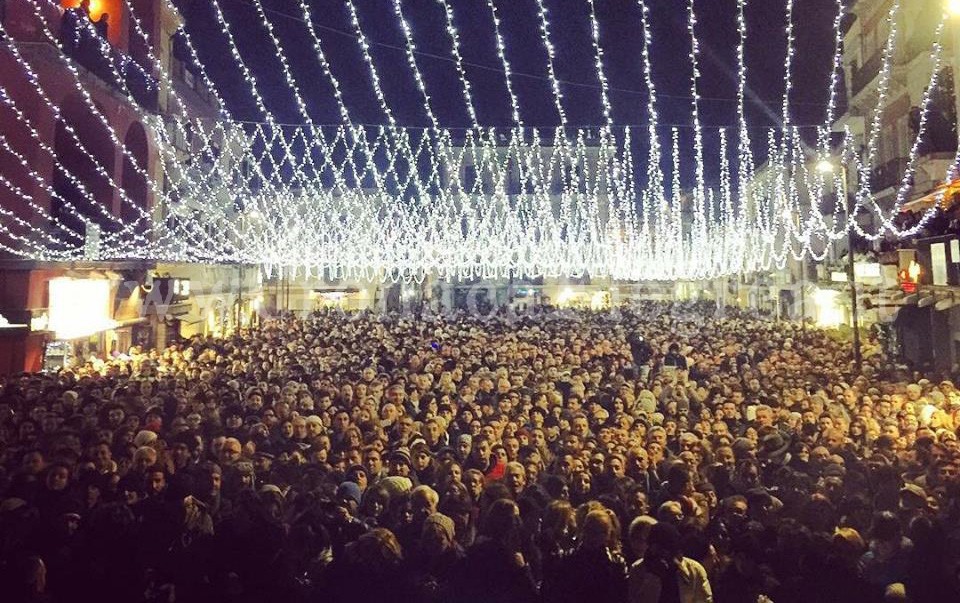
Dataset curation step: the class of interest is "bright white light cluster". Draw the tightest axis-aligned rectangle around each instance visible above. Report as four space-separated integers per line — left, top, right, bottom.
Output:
0 0 953 281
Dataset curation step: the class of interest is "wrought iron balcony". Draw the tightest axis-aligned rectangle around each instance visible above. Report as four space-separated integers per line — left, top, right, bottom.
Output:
58 8 158 111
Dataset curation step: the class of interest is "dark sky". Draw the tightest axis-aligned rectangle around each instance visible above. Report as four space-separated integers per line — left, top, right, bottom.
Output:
177 0 840 185
179 0 839 127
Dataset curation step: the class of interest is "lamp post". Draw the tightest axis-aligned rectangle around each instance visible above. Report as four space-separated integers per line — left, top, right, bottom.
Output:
818 159 862 373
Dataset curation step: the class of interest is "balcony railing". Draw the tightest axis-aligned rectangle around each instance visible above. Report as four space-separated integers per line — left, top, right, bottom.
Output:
58 9 158 111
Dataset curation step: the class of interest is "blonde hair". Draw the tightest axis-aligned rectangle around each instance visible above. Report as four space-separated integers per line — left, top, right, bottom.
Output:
411 485 440 509
351 527 403 566
833 527 866 561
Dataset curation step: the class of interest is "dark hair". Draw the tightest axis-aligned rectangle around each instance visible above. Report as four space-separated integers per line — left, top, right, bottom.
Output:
481 498 521 550
871 511 901 542
648 522 681 558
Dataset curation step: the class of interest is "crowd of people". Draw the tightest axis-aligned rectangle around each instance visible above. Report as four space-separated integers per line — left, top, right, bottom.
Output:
1 301 959 603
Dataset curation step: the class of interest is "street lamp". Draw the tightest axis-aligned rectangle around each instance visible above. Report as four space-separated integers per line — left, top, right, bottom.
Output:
815 159 836 175
817 158 862 374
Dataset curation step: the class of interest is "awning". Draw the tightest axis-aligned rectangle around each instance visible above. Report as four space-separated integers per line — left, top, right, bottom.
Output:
115 317 149 328
900 180 960 214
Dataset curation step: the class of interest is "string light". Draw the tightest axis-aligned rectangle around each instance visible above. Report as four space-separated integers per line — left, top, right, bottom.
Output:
392 0 440 130
533 0 567 128
687 0 706 240
345 0 396 128
484 0 523 127
586 0 613 128
250 0 313 125
0 0 952 280
436 0 479 129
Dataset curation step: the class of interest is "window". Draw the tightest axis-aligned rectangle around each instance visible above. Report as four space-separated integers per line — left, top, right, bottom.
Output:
931 242 947 285
507 159 521 195
463 164 477 193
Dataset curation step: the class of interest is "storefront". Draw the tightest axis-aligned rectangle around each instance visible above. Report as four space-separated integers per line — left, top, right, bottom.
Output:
553 287 611 310
311 288 362 310
33 275 150 370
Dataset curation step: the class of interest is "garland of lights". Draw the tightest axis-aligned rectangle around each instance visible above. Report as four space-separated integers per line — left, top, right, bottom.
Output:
345 0 396 128
533 0 567 127
0 8 185 254
437 0 479 129
486 0 522 127
0 0 953 280
687 0 706 242
586 0 613 129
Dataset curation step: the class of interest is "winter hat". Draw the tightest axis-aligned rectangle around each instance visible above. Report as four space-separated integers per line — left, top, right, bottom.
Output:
379 476 413 497
336 481 362 507
637 390 657 412
821 463 846 478
390 447 412 467
259 484 284 497
423 512 456 541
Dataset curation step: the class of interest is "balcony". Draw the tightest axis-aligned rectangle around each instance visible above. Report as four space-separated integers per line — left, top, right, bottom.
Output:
868 157 908 193
851 51 883 99
58 9 158 112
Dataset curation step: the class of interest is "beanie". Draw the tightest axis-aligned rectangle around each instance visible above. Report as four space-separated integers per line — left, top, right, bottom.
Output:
336 481 362 506
423 512 456 541
379 476 413 498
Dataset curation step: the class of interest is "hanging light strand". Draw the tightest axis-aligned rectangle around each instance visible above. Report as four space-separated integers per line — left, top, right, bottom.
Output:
485 0 522 127
534 0 567 127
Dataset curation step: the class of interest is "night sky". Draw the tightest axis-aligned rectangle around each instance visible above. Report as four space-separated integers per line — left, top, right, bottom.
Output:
176 0 841 185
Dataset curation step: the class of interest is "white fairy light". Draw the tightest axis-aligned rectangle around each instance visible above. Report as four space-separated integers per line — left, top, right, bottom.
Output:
533 0 567 127
392 0 440 130
735 0 754 224
437 0 479 129
687 0 706 239
209 0 275 127
586 0 613 128
297 0 351 125
250 0 313 125
781 0 795 132
485 0 522 127
819 0 846 154
637 0 665 255
345 0 396 128
0 0 952 280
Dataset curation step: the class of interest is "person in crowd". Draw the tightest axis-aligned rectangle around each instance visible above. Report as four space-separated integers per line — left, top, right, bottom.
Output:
0 301 958 602
629 521 712 603
543 507 627 603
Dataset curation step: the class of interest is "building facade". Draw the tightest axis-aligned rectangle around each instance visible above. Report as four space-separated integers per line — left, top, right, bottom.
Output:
0 0 261 373
835 0 960 372
840 0 956 220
